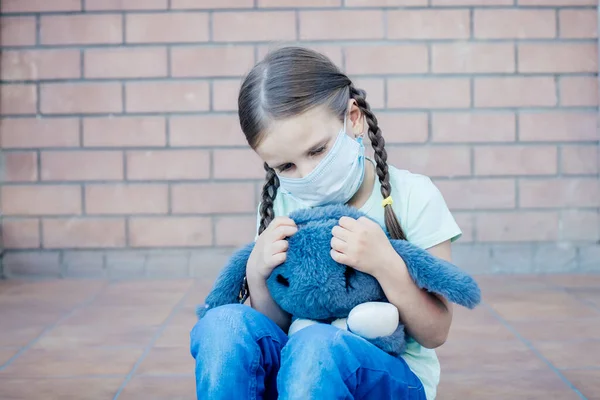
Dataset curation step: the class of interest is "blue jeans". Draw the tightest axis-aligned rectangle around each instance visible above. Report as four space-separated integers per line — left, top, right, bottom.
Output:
190 304 426 400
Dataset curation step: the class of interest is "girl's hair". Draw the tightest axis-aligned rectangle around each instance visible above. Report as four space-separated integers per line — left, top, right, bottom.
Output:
238 46 407 240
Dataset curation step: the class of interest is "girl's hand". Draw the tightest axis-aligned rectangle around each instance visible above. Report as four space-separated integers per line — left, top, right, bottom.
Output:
330 216 398 276
247 217 298 282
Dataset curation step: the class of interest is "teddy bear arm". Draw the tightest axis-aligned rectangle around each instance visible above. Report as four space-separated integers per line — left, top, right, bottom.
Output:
346 302 399 339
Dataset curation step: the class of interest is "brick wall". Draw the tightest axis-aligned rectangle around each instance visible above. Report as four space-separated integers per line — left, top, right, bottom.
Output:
0 0 598 278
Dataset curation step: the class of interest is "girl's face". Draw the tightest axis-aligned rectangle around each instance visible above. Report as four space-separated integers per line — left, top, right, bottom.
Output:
255 102 364 179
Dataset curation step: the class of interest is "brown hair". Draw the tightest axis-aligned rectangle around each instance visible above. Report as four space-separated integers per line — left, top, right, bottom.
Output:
238 46 406 240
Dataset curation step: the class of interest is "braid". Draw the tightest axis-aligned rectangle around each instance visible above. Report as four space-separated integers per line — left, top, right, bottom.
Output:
258 162 279 235
349 86 407 240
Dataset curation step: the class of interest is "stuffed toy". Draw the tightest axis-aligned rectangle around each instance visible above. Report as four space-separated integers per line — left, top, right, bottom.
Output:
197 204 481 356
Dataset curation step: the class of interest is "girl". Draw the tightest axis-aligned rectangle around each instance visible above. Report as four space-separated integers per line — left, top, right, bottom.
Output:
190 46 462 400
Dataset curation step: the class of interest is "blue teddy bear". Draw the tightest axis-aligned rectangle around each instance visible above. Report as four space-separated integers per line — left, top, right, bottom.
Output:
198 204 481 356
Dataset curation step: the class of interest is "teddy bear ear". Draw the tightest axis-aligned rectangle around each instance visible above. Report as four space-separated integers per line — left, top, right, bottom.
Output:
196 242 255 319
290 204 366 226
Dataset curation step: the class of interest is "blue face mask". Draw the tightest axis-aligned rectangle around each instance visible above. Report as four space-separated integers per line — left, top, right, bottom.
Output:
277 116 366 208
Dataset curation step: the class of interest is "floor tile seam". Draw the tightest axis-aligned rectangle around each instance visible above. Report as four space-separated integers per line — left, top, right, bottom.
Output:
0 282 109 372
482 301 589 400
111 282 196 400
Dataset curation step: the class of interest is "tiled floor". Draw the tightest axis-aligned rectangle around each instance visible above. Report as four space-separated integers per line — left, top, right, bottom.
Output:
0 274 599 399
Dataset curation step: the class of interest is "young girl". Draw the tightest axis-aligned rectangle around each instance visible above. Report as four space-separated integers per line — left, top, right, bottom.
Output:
190 46 462 400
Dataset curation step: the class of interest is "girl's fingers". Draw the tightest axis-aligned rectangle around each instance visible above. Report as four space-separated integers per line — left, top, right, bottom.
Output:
330 249 347 265
271 225 298 241
330 236 347 253
331 225 350 242
338 216 359 231
271 252 286 266
271 239 289 254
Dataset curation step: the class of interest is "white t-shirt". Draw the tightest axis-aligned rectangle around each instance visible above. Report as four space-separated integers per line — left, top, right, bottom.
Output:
256 158 462 400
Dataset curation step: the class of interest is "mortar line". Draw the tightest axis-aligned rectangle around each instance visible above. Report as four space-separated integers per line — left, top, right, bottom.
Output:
483 303 589 400
112 282 195 399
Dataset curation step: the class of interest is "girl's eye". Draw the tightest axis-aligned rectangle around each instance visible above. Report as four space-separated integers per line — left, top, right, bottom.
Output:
278 163 294 173
309 145 326 157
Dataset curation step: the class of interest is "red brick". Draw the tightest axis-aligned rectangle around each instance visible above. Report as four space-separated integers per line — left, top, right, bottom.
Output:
258 44 343 67
1 185 81 216
260 0 340 5
41 83 122 114
373 113 428 144
83 117 166 148
476 212 558 242
126 82 209 112
126 13 208 43
4 152 38 182
172 0 253 8
85 48 167 78
41 151 123 181
85 0 168 10
435 179 516 210
387 146 471 178
474 77 556 108
126 150 210 180
519 43 597 73
300 10 384 40
0 118 80 148
1 50 80 81
85 184 168 215
520 179 599 208
474 146 557 176
1 84 37 115
345 45 428 75
432 0 512 3
561 210 600 242
559 10 597 38
169 115 247 147
388 10 470 39
0 17 36 46
3 252 61 277
518 0 595 5
172 183 256 214
1 219 40 249
432 113 516 143
129 217 212 247
1 0 80 12
215 216 256 246
561 146 599 175
519 112 598 142
388 78 471 109
431 43 515 73
43 218 126 248
350 78 385 109
213 149 265 179
560 77 598 107
41 15 123 45
474 10 556 39
214 12 296 42
213 80 242 111
347 0 425 4
171 46 255 77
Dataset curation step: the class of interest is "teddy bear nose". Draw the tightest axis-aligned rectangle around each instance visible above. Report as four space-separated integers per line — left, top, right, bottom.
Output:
276 274 290 287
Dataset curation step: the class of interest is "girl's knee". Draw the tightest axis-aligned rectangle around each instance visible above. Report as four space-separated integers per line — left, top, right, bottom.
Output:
283 323 352 363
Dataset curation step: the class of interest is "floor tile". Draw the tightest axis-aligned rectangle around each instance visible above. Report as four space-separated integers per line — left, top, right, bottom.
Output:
136 347 194 376
485 290 598 321
562 369 600 400
0 347 143 377
438 368 581 400
511 318 600 342
94 280 192 307
0 348 19 366
119 375 196 400
32 324 158 349
544 274 600 289
437 339 547 373
0 325 47 347
0 378 122 400
447 306 516 341
535 341 600 369
569 288 600 309
60 305 175 329
0 280 106 310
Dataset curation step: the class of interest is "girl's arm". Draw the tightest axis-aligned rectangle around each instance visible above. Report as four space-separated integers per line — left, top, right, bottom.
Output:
247 275 292 332
373 240 454 349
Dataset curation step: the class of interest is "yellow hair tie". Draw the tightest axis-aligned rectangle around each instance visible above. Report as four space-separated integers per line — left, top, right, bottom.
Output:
382 196 393 207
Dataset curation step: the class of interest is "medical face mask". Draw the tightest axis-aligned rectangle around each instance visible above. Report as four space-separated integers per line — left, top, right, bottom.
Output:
277 117 366 207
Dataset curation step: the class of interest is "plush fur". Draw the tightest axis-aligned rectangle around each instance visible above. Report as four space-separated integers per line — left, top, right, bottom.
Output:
198 204 481 356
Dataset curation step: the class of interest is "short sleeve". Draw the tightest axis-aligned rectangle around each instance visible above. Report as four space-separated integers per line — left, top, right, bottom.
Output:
403 176 462 250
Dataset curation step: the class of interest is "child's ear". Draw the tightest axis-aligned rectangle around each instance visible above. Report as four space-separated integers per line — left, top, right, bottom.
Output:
196 242 255 319
347 99 364 137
